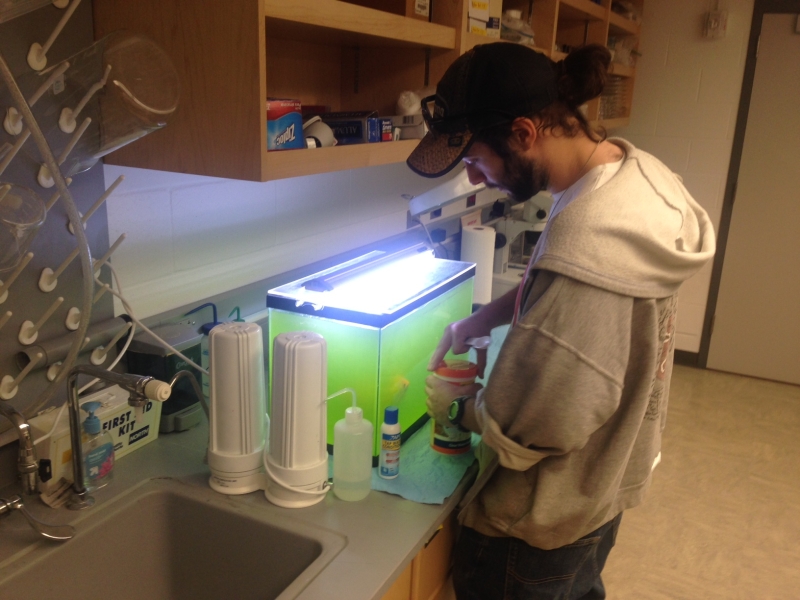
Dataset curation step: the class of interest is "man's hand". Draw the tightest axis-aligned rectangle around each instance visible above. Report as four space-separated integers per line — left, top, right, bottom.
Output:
425 375 482 426
427 288 519 378
427 315 492 378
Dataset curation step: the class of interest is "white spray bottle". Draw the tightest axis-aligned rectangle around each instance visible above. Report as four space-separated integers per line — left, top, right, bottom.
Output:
331 388 373 501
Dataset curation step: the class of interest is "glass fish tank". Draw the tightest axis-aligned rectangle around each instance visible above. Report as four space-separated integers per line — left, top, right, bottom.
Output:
267 246 474 458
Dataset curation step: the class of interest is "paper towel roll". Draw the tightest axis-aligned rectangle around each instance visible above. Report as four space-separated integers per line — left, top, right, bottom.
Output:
461 225 496 305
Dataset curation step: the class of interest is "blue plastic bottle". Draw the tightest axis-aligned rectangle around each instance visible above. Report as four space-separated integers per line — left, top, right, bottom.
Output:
379 406 400 479
81 401 115 492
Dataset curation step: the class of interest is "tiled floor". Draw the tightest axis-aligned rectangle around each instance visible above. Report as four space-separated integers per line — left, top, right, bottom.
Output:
603 365 800 599
438 365 800 599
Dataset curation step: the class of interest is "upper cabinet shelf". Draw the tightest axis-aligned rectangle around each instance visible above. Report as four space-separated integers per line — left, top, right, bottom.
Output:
264 0 456 49
558 0 607 21
93 0 641 183
264 139 420 181
93 0 459 183
608 11 641 35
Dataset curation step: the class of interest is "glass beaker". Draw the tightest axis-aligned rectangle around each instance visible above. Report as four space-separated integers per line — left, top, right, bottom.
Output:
18 31 180 178
93 31 181 161
0 183 46 272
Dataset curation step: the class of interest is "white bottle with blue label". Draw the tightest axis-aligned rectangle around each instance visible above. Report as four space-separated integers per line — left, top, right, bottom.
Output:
379 406 400 479
81 401 115 492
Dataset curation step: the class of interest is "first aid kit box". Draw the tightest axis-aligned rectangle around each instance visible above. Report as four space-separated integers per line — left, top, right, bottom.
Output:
32 384 163 491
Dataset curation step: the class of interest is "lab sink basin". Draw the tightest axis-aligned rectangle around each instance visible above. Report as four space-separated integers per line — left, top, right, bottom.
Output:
0 478 346 599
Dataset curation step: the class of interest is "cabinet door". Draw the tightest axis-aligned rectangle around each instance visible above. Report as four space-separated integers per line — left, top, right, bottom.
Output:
382 559 413 600
411 514 456 600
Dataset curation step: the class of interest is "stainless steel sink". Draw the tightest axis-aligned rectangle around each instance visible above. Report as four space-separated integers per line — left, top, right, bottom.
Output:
0 478 346 599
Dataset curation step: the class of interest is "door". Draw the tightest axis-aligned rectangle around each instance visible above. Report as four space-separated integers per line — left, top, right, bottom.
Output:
706 12 800 384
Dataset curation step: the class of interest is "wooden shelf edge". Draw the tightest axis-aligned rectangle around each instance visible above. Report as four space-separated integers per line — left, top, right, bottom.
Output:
559 0 607 21
262 139 420 181
608 12 641 35
263 0 456 50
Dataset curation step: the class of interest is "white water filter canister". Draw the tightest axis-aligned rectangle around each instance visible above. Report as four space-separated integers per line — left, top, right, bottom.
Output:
264 331 329 508
207 322 268 495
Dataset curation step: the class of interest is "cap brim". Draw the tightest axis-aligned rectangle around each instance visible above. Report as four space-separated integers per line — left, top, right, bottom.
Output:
406 129 474 178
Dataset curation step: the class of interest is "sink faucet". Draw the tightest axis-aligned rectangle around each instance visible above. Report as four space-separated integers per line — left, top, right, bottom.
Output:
0 402 40 496
66 365 171 510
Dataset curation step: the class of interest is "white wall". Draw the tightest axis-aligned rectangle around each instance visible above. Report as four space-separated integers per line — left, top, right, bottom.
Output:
106 0 755 350
615 0 754 351
104 162 439 318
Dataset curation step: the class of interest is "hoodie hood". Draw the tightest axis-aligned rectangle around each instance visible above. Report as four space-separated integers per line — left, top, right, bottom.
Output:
530 138 716 298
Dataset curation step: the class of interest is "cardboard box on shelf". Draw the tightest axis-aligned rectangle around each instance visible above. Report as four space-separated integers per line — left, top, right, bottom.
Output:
406 0 430 21
320 111 393 144
468 0 501 37
266 98 305 151
390 114 427 140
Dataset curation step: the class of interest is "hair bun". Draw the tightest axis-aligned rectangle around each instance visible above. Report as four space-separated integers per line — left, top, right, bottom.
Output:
555 44 612 107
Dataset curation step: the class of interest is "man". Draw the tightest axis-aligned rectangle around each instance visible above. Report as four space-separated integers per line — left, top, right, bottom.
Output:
407 42 716 599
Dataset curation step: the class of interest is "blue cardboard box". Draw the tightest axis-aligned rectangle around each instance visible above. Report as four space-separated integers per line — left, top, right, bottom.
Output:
321 111 391 145
267 98 305 151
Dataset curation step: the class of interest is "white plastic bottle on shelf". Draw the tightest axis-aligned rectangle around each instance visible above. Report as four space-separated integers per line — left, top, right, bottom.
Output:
379 406 400 480
500 10 535 46
333 394 374 502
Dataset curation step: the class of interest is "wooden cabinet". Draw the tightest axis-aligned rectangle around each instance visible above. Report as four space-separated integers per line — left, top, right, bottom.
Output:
93 0 462 182
522 0 643 127
410 512 456 600
382 560 414 600
381 512 457 600
92 0 642 183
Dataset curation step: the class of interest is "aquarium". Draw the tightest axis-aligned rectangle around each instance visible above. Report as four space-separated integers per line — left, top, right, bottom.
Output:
267 247 474 457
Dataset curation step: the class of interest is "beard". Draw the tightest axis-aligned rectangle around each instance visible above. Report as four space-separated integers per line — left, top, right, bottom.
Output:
498 150 549 201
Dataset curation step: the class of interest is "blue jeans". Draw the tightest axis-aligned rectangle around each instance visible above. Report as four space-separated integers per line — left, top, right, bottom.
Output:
452 513 623 600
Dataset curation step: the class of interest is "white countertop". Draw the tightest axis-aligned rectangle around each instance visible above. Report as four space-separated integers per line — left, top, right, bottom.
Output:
0 421 474 600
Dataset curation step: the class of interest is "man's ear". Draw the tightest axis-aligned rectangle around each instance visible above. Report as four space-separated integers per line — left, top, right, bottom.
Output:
511 117 538 151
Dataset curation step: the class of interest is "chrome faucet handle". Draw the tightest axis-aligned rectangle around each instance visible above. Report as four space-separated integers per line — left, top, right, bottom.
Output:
0 495 74 541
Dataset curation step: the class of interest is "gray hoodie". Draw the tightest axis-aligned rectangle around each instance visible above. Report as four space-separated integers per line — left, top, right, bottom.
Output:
459 138 716 550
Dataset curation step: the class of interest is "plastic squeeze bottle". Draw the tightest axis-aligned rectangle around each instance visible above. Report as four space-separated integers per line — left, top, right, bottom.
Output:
333 394 374 502
379 406 400 479
80 401 115 492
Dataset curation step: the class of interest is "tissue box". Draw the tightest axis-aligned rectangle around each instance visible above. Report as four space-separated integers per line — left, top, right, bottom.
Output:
33 384 163 491
267 98 305 151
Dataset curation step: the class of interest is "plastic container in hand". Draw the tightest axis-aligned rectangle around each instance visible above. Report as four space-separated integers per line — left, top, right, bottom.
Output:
430 360 477 455
333 391 373 502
